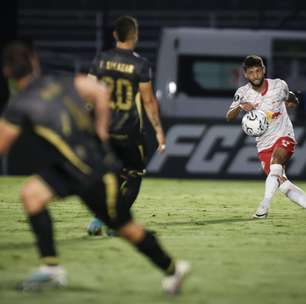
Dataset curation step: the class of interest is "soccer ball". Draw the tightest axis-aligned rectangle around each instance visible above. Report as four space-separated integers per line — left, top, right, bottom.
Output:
241 110 269 137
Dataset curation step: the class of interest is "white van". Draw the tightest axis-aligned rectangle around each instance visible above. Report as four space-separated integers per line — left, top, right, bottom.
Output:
155 28 306 119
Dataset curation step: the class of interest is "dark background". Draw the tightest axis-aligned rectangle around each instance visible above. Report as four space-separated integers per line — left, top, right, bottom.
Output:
17 0 306 10
2 0 306 110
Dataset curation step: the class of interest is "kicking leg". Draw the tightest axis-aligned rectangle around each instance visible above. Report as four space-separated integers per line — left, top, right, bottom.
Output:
279 179 306 208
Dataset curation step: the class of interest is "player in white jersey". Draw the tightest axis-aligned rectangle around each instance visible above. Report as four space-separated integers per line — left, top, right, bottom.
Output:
226 55 306 218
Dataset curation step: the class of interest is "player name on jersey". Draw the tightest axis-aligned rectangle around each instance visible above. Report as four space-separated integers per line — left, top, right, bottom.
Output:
104 60 135 74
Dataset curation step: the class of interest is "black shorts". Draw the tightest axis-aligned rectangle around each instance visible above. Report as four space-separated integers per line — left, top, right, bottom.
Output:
38 161 132 229
110 132 146 173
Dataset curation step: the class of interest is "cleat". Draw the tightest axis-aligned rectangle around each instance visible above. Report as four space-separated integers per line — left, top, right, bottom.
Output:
252 206 268 219
87 218 103 236
162 260 191 295
18 265 67 291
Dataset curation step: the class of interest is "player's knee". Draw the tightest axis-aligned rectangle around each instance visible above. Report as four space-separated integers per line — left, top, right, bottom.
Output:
269 164 283 178
20 184 48 215
118 222 145 243
277 175 287 185
279 180 290 195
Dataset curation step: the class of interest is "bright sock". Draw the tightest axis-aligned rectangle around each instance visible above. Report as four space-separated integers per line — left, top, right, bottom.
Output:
260 164 283 210
279 180 306 208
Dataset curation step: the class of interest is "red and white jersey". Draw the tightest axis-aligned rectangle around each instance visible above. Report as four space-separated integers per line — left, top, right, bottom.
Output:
230 78 295 152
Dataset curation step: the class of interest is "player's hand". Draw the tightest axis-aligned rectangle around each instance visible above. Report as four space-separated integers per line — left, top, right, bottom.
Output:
239 102 257 112
156 130 166 153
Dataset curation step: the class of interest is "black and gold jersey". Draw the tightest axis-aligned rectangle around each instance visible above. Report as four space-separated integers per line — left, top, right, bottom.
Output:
89 48 152 137
2 75 118 176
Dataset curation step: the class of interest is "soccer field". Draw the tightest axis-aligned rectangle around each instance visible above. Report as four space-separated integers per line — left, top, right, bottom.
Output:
1 177 306 304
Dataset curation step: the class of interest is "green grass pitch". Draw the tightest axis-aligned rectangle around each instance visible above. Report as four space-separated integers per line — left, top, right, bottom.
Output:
1 177 306 304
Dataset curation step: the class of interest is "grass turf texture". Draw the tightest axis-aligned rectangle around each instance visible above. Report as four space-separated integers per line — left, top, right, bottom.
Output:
1 177 306 304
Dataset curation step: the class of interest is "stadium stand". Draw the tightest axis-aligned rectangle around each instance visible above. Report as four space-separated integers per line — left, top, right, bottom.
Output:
17 9 306 74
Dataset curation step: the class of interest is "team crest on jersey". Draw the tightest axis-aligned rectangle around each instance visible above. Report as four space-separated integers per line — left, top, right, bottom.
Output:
266 111 281 122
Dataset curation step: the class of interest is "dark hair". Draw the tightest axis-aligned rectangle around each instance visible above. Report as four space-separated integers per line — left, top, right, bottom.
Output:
2 40 34 79
288 91 299 104
242 55 264 71
114 16 138 42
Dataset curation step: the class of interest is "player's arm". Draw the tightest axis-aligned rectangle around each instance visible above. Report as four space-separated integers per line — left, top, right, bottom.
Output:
226 92 243 122
0 119 21 154
139 82 166 153
74 75 110 142
226 103 257 122
226 90 257 122
285 91 299 109
226 106 242 122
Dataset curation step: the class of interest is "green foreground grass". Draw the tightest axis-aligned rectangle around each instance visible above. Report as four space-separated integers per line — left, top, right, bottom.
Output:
1 177 306 304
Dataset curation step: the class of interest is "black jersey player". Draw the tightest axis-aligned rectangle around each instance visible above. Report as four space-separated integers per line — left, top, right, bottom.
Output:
87 16 166 235
0 41 189 294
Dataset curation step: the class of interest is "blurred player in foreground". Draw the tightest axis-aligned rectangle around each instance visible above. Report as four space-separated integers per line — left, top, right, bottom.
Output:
87 16 166 236
226 55 306 219
0 41 190 294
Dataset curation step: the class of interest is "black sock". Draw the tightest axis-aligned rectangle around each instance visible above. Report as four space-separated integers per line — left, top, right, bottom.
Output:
28 209 57 263
135 231 175 275
120 174 142 210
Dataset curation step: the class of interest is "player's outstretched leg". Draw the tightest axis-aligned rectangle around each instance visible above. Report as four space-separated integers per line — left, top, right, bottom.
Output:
253 164 283 219
279 180 306 208
19 177 67 291
118 222 191 295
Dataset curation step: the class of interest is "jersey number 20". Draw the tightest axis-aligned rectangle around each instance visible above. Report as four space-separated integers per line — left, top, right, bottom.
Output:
100 76 133 111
